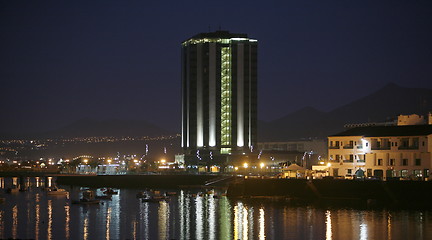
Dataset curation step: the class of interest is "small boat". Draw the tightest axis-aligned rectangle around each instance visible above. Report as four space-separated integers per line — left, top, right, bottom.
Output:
72 190 100 204
47 188 68 196
136 192 148 198
141 195 169 203
103 188 118 195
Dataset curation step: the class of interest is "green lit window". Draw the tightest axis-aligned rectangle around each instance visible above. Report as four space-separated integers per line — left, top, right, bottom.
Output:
220 46 231 146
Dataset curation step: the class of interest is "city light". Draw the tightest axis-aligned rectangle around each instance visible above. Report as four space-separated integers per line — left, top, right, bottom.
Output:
243 163 248 168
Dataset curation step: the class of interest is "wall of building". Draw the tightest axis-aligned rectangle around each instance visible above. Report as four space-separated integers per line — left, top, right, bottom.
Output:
327 134 432 180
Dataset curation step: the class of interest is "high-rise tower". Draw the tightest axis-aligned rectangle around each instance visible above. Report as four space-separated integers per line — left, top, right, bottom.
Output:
181 30 257 167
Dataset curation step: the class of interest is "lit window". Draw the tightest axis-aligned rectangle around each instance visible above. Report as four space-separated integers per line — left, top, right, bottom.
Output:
376 159 383 166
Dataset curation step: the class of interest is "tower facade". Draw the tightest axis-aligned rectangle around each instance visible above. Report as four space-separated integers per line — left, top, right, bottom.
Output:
181 30 257 165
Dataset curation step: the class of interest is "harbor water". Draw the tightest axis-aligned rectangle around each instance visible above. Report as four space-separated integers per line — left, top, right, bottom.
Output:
0 177 432 239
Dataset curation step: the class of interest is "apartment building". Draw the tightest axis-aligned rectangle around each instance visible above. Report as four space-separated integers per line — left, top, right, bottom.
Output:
327 125 432 180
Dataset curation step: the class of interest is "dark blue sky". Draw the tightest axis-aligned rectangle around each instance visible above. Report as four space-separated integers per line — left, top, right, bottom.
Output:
1 1 432 134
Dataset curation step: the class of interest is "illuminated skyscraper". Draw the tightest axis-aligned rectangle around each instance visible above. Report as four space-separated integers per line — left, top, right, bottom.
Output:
181 30 257 167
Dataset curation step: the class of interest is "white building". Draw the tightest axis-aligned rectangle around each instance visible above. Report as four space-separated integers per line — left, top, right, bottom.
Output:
327 125 432 180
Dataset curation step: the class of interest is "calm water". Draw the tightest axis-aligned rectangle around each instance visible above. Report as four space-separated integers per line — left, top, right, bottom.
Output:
1 177 432 240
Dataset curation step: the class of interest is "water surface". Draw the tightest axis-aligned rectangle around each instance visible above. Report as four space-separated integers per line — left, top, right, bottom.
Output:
0 177 431 239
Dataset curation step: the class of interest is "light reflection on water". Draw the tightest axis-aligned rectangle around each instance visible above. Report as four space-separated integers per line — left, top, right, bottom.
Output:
326 210 332 240
1 177 432 239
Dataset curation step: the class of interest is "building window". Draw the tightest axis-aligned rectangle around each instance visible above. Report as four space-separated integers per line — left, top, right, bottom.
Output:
335 155 340 161
402 159 408 166
366 142 369 147
401 169 408 178
376 159 383 166
347 169 352 175
389 159 395 166
414 169 422 177
415 159 421 166
343 155 353 163
333 168 339 177
367 169 372 177
357 155 365 163
413 138 419 148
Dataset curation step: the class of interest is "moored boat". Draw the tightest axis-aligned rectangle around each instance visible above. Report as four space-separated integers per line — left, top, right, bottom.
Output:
103 188 118 195
141 195 170 203
136 191 147 198
46 187 68 196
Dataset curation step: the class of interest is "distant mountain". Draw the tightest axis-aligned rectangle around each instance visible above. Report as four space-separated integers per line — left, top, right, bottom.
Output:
259 83 432 141
38 118 173 138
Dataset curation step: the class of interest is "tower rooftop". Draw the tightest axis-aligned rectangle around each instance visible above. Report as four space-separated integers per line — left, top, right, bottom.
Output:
182 30 256 45
190 30 248 39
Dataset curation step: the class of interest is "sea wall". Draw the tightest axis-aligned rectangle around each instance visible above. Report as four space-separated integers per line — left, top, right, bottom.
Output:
56 174 218 189
227 178 432 207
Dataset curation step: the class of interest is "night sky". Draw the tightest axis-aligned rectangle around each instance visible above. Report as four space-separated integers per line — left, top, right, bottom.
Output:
1 1 432 134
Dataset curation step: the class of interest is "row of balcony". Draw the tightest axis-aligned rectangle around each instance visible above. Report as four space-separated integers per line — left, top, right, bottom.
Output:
329 145 362 149
329 145 419 150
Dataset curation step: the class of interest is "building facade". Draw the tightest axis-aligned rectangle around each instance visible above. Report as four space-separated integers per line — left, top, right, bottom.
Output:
327 125 432 180
181 31 258 167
